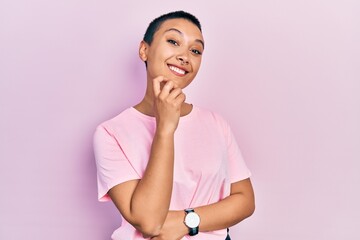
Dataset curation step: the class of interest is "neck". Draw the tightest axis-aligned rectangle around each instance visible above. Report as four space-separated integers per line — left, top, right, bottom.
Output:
133 76 193 117
134 98 193 117
135 100 194 120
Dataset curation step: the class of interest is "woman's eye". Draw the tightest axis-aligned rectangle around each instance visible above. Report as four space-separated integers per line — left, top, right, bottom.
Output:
191 49 202 55
167 39 178 46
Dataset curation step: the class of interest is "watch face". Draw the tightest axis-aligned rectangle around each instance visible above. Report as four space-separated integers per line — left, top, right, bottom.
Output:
185 212 200 228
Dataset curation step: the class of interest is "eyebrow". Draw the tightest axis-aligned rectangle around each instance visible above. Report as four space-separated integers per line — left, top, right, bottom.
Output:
164 28 205 49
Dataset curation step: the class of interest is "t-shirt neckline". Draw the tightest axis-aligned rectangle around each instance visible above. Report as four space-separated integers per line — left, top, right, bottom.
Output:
129 104 196 122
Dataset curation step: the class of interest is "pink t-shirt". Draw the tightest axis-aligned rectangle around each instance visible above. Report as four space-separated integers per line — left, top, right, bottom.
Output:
93 106 251 240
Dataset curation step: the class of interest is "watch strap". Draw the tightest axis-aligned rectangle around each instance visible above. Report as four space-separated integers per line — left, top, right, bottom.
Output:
185 208 194 213
188 226 199 236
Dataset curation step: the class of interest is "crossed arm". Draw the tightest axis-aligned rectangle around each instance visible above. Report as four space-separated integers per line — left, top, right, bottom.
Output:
108 77 255 239
109 177 255 239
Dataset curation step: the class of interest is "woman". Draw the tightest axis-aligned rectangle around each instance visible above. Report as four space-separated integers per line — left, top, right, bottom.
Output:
93 10 255 240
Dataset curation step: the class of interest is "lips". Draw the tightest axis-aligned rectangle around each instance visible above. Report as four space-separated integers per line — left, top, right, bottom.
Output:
168 64 188 76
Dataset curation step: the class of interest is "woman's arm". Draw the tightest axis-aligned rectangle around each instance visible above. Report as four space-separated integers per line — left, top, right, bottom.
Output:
154 178 255 239
195 178 255 231
108 77 186 237
108 131 175 237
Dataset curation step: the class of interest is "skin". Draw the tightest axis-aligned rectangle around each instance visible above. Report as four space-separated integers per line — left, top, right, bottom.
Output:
108 18 255 240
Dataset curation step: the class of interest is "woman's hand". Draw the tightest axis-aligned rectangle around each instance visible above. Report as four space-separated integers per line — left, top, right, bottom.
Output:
152 76 186 135
150 211 188 240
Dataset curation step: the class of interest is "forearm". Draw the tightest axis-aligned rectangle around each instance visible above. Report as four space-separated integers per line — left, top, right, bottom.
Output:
156 193 255 239
130 130 175 232
195 192 255 232
162 179 255 237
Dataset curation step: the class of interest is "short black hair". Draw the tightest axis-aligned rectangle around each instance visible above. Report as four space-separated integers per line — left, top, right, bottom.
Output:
143 10 202 45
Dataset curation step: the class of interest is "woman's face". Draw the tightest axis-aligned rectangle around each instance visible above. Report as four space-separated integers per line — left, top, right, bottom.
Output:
140 18 204 89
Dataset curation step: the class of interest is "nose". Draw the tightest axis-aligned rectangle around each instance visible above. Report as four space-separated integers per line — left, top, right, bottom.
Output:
176 55 189 65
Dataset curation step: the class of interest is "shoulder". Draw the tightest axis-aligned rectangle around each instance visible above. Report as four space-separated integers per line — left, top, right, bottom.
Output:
94 107 144 136
94 107 157 143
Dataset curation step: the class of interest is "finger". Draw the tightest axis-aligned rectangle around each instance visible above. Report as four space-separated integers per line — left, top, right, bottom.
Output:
174 92 186 105
167 87 183 100
152 76 166 97
158 80 175 99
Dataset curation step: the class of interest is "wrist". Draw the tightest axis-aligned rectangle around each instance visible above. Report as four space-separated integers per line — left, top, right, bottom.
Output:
155 126 176 137
166 211 188 237
179 211 190 236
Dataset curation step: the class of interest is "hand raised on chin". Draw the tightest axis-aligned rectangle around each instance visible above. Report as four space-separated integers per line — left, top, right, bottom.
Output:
152 76 186 135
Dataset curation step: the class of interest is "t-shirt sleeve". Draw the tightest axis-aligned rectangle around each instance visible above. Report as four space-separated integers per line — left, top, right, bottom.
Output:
93 125 140 202
221 117 252 183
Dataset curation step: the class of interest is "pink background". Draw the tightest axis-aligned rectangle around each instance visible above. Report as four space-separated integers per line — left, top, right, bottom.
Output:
1 0 359 239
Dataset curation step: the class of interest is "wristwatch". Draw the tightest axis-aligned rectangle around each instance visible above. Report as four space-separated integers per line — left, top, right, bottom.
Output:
184 208 200 236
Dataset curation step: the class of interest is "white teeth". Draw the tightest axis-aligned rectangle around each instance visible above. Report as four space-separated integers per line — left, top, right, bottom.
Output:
169 65 186 75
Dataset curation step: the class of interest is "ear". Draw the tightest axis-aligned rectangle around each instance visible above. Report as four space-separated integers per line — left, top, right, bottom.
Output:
139 41 148 62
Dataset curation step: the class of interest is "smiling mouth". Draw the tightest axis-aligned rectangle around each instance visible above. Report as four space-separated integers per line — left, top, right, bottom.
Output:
168 64 188 76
